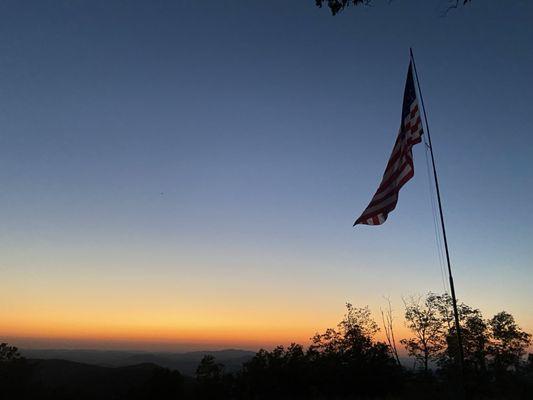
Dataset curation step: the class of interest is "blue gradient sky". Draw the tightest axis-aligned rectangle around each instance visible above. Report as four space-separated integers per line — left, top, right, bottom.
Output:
1 0 532 350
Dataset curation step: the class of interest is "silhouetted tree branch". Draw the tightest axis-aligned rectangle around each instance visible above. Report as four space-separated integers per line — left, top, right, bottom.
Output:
381 297 402 366
315 0 474 15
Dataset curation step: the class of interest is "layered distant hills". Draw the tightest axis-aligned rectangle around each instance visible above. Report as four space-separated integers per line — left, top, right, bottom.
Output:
20 348 255 375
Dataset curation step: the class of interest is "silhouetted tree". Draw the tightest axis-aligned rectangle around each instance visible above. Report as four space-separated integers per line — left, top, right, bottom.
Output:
308 303 399 397
488 311 532 373
460 307 489 372
0 343 21 362
401 295 445 372
429 294 489 371
196 355 224 382
309 303 379 355
195 355 226 399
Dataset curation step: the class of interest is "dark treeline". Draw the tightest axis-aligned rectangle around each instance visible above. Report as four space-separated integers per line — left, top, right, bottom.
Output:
1 293 532 399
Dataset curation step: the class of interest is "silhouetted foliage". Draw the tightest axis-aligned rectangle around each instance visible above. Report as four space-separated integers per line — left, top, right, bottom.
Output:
0 343 21 362
195 355 229 399
240 303 401 399
488 311 532 373
196 355 224 383
315 0 370 16
400 293 533 398
315 0 473 16
401 294 445 372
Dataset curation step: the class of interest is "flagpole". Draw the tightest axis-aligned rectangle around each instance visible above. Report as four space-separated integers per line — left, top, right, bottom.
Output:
409 48 465 373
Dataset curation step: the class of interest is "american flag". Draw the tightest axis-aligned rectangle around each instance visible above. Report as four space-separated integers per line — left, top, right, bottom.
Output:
354 62 423 226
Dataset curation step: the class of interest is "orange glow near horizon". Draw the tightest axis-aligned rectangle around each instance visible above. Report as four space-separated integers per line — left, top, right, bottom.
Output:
3 249 531 353
3 263 532 353
3 268 532 353
2 298 417 351
3 325 414 353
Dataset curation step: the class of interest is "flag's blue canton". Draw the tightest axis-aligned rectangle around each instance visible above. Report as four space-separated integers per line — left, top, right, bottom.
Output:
401 63 418 122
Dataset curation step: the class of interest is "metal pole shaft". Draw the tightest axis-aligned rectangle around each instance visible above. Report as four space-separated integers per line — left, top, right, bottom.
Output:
409 48 465 373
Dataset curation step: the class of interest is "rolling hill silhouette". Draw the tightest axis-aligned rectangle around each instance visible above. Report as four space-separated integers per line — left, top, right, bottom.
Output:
21 348 255 375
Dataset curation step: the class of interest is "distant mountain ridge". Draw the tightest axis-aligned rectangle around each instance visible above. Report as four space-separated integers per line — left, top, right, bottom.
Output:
20 348 256 375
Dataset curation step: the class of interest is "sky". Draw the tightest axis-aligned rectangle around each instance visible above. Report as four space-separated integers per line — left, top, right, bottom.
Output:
1 0 532 352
